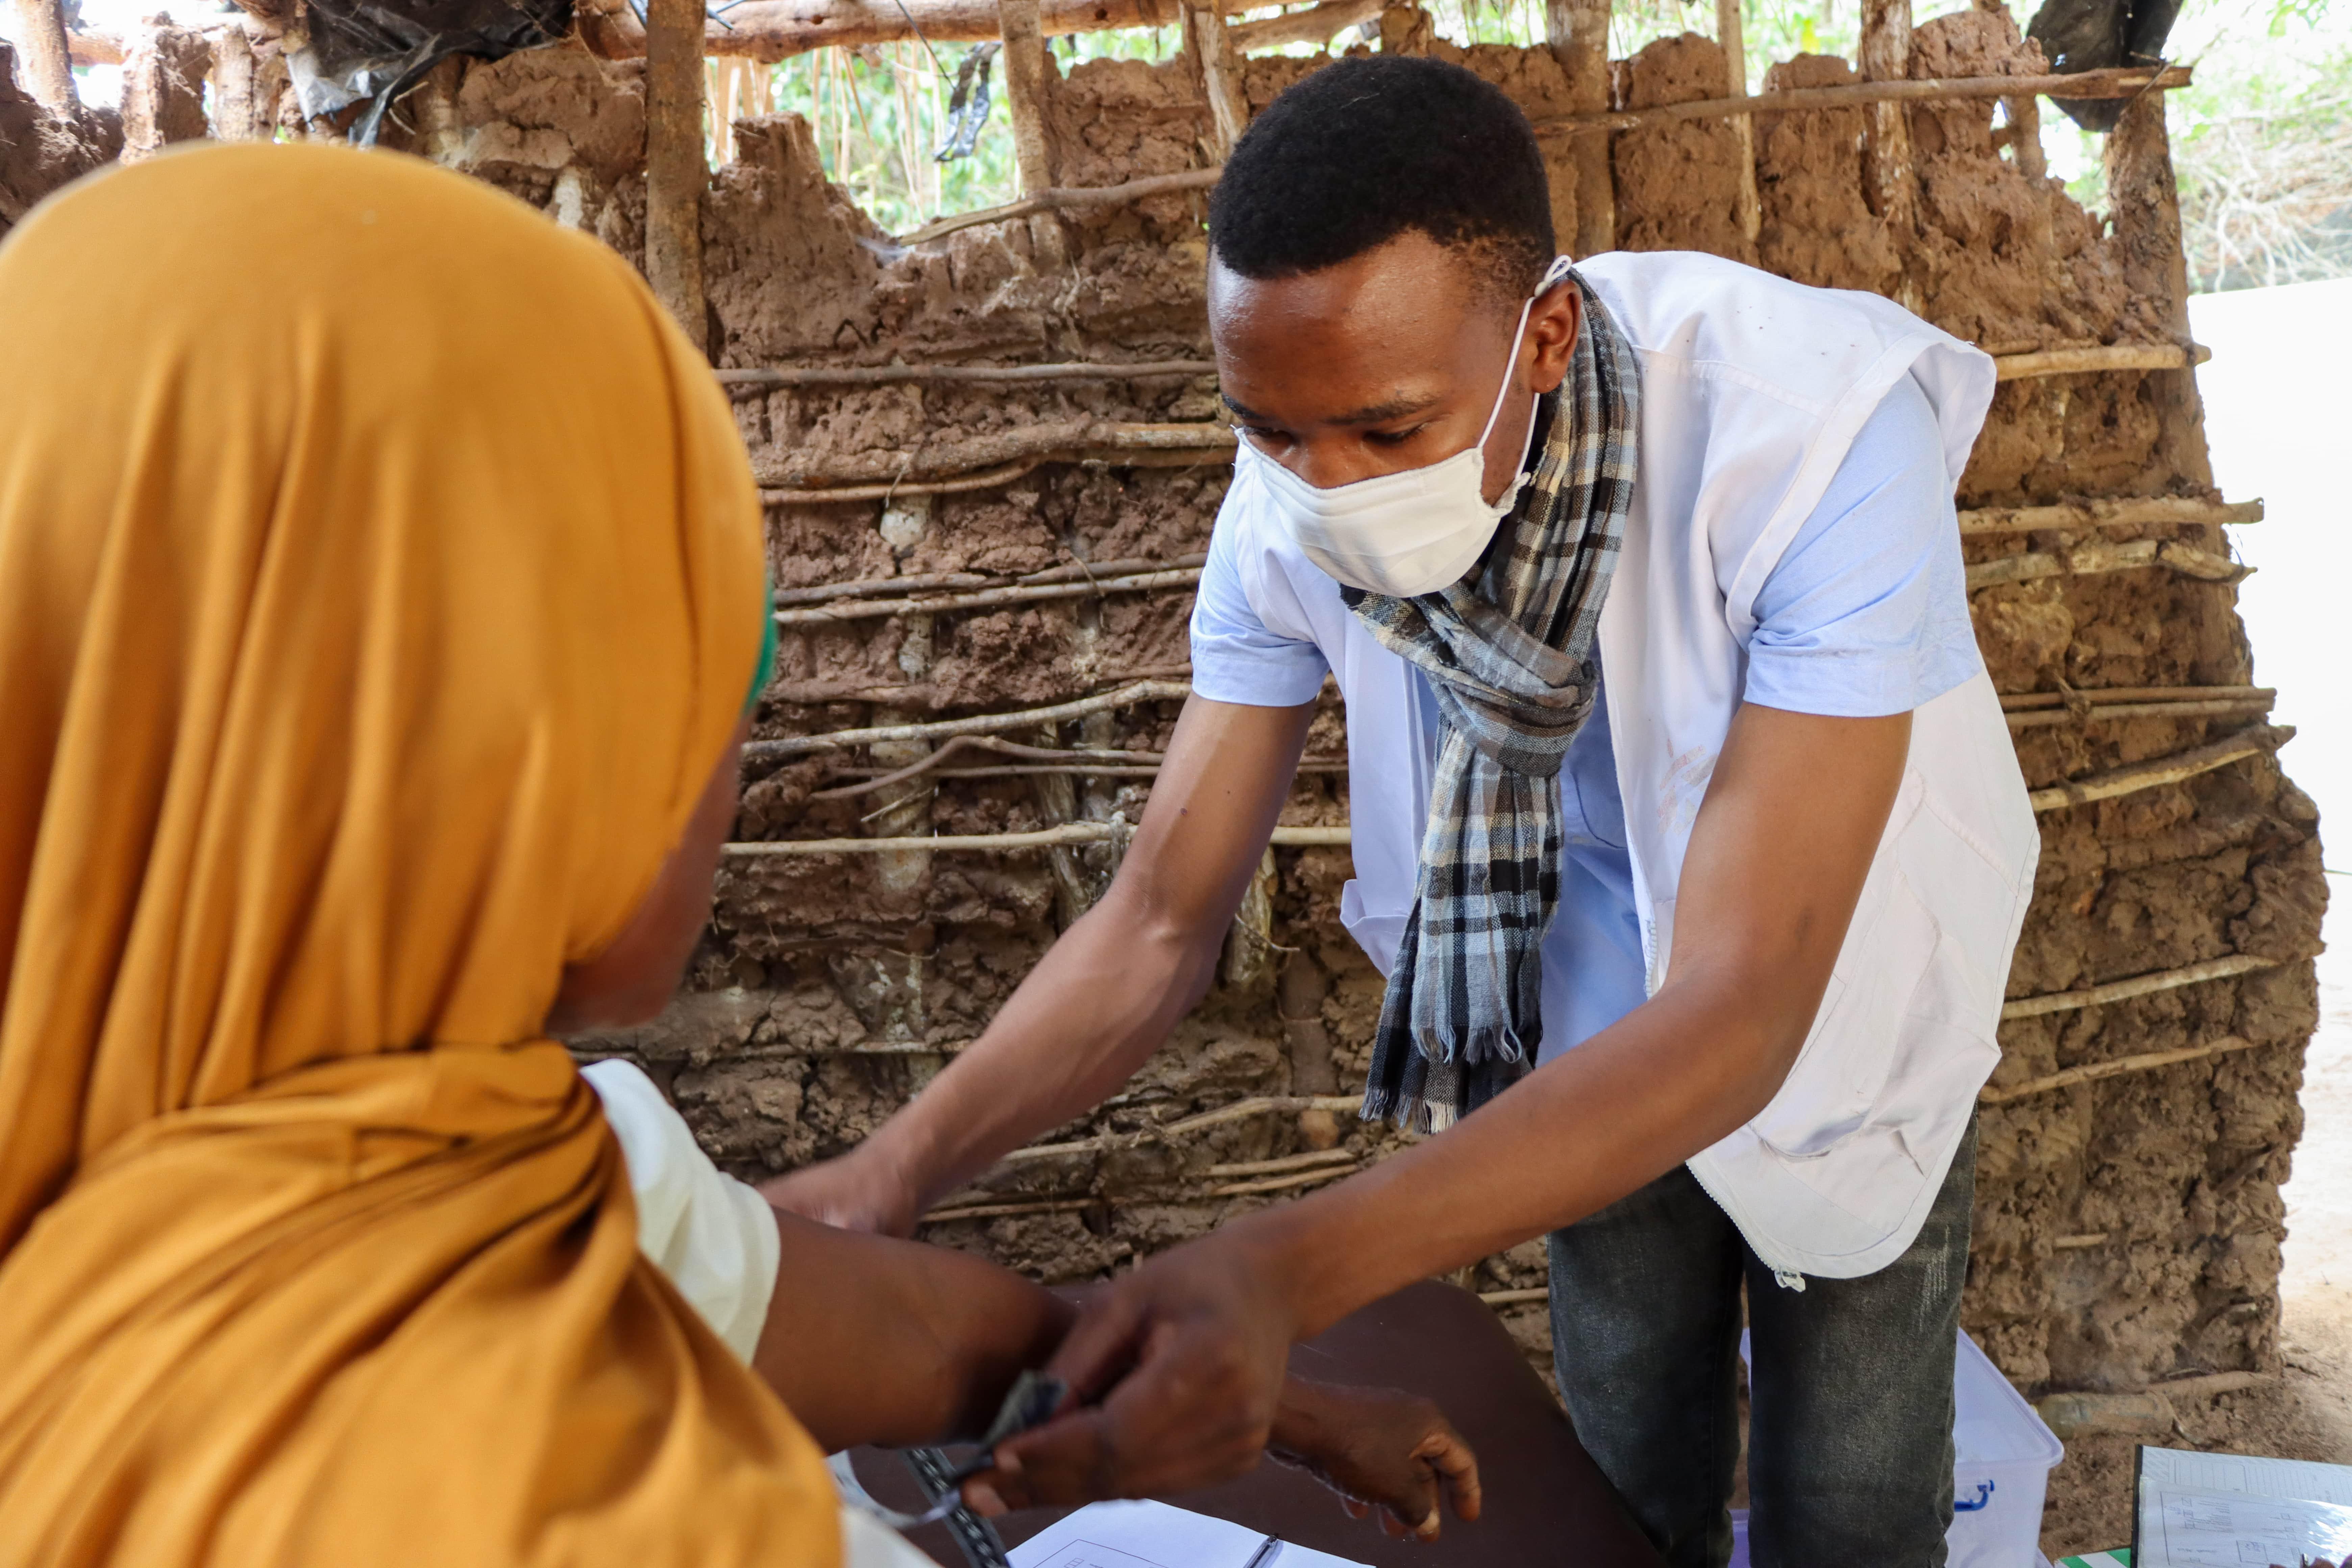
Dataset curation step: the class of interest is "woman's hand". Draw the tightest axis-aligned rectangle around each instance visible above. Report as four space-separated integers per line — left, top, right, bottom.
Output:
1267 1378 1482 1542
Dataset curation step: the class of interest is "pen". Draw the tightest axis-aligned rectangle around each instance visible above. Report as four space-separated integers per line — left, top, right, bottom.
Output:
1241 1533 1283 1568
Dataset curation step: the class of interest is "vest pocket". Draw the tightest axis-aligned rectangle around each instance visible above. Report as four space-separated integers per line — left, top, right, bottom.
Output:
1749 869 1942 1160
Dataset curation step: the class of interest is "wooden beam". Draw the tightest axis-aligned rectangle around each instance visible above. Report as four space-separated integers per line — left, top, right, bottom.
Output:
724 821 1351 853
1955 495 2260 535
720 357 1216 388
10 0 76 109
1230 0 1378 53
2106 89 2216 493
644 0 709 351
1543 0 1613 255
1716 0 1760 247
997 0 1058 195
1184 0 1249 157
2000 954 2280 1021
1980 1034 2270 1104
2025 727 2287 814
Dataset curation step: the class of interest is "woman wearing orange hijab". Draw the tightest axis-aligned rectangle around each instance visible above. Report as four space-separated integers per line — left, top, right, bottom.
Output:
0 145 1477 1566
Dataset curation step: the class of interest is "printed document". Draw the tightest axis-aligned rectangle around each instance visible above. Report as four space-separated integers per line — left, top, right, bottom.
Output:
1007 1500 1372 1568
2135 1444 2352 1566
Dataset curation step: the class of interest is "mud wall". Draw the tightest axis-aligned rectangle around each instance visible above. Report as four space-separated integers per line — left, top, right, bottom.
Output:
14 0 2311 1401
535 7 2326 1398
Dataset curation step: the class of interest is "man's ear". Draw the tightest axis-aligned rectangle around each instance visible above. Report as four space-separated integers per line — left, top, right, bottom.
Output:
1525 286 1582 396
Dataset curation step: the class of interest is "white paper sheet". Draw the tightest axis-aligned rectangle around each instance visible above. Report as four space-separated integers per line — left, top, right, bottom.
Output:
2136 1445 2352 1567
1006 1500 1372 1568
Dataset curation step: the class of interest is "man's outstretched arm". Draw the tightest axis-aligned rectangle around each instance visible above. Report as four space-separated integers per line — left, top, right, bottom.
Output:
761 694 1317 1234
978 702 1913 1506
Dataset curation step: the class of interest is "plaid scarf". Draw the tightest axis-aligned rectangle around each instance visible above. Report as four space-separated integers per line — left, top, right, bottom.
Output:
1351 276 1641 1133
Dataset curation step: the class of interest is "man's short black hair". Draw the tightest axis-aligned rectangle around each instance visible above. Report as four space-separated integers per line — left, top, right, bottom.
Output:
1208 56 1555 304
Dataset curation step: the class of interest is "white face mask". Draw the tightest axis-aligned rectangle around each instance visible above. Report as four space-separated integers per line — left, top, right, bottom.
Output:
1237 255 1574 598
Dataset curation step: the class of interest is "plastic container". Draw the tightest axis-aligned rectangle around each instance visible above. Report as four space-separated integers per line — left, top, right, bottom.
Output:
1728 1330 2064 1567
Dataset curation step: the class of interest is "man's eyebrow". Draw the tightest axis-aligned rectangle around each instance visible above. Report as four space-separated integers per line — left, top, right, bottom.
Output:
1221 391 1442 426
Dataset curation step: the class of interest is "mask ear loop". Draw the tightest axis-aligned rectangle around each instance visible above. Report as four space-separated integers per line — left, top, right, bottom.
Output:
1471 256 1580 454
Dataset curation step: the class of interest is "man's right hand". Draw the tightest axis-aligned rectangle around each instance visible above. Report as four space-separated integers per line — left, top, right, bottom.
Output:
761 1148 921 1237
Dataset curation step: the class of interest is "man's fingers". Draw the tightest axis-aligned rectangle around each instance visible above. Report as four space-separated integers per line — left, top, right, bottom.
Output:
981 1409 1118 1509
1040 1287 1150 1406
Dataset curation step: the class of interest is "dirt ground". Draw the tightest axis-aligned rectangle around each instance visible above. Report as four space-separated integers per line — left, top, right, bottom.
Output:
2038 896 2352 1560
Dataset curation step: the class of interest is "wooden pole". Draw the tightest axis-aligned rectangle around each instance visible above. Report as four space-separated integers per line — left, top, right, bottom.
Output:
1716 0 1760 248
995 0 1069 265
209 20 260 140
997 0 1057 194
1859 0 1915 303
1543 0 1613 255
9 0 76 110
644 0 709 353
1183 0 1249 158
2106 90 2216 492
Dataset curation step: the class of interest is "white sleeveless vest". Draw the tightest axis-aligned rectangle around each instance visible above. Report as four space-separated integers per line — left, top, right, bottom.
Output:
1218 250 2039 1280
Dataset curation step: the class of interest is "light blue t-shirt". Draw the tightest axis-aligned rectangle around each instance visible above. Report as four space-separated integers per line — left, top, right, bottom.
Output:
1191 375 1982 1061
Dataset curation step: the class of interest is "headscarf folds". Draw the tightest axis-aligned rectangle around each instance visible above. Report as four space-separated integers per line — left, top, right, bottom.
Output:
0 144 833 1566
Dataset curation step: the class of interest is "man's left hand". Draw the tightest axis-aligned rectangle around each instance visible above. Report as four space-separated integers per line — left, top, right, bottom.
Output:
962 1232 1297 1511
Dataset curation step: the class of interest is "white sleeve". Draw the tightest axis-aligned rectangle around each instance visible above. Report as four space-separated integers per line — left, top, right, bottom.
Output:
582 1058 780 1364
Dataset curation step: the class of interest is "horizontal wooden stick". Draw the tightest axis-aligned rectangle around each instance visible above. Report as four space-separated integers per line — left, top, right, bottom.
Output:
588 0 1184 62
2000 954 2280 1022
775 553 1207 607
1992 341 2203 381
1157 1093 1364 1138
722 821 1350 854
721 358 1215 390
1979 1033 2270 1103
2027 727 2289 813
759 458 1049 506
1229 0 1380 50
902 169 1224 246
1956 496 2261 536
994 1094 1363 1168
1967 537 2246 591
756 421 1236 494
2052 1233 2109 1250
2005 696 2275 731
1210 1162 1361 1197
775 566 1203 627
1533 64 2194 137
1999 684 2270 711
748 679 1193 758
1478 1287 1552 1307
1203 1148 1360 1179
919 1197 1096 1225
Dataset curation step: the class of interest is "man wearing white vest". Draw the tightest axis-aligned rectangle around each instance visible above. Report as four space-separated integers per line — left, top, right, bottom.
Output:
771 56 2037 1566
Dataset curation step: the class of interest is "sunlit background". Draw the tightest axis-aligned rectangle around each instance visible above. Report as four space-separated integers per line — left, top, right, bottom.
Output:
6 0 2346 275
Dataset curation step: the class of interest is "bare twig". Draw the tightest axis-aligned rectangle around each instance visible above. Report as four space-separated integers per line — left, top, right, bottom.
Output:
775 566 1203 626
1955 497 2261 536
747 679 1193 759
1979 1034 2271 1104
774 552 1205 606
2000 954 2282 1022
2027 726 2289 813
1998 685 2270 711
721 821 1351 855
1992 342 2201 381
721 358 1216 390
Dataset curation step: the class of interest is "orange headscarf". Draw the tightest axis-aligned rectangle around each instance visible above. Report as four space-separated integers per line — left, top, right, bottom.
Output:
0 145 837 1565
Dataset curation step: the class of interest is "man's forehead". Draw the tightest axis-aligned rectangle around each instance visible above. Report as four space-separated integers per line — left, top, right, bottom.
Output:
1206 231 1489 328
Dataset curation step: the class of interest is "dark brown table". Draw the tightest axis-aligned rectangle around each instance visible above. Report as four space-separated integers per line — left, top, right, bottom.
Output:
848 1280 1664 1567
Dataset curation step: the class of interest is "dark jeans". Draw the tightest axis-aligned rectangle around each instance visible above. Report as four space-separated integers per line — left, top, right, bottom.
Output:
1547 1124 1975 1568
